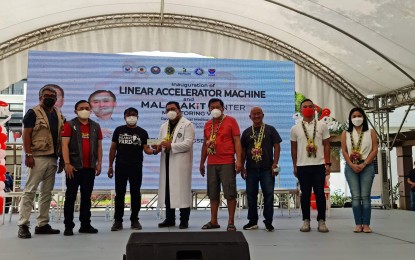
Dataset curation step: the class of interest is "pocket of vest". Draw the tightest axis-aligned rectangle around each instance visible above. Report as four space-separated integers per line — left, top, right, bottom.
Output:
32 137 50 151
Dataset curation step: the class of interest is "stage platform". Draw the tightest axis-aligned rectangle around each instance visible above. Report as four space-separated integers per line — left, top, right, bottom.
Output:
0 208 414 259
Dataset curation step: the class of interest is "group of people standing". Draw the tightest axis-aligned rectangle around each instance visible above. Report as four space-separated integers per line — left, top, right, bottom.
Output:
17 84 379 239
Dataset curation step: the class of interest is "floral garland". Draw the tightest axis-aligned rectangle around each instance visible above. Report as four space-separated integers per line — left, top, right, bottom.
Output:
206 115 226 155
350 130 364 164
251 124 265 163
301 119 317 158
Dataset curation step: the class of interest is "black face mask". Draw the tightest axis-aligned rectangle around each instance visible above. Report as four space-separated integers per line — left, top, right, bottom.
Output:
43 98 56 108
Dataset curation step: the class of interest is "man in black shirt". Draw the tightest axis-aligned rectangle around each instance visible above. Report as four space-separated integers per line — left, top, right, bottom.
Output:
407 161 415 211
241 107 282 232
108 107 156 231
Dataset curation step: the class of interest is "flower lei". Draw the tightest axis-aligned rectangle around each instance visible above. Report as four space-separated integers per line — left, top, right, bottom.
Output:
251 124 265 163
350 130 364 164
301 119 317 158
206 115 226 155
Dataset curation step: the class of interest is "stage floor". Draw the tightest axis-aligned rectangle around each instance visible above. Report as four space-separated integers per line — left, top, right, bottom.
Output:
1 208 414 260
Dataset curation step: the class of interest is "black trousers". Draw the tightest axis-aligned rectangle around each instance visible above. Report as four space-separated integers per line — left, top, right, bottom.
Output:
297 164 326 221
114 163 142 222
64 168 95 228
165 154 190 222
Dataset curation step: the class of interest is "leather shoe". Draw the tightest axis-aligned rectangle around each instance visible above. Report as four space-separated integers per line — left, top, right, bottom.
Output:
158 219 175 228
35 224 60 235
64 227 74 236
18 225 32 239
79 225 98 234
179 221 189 229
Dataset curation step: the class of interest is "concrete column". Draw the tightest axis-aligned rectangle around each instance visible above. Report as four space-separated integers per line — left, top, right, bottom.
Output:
396 146 413 210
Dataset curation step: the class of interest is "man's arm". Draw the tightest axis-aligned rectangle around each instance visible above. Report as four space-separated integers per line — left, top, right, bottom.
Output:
290 141 297 177
272 142 281 176
200 136 208 177
108 141 116 178
22 128 34 168
95 140 102 176
233 135 242 173
62 137 77 179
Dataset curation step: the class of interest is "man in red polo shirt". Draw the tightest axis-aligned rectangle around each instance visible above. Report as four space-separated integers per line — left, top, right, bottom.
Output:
62 100 103 236
200 98 242 231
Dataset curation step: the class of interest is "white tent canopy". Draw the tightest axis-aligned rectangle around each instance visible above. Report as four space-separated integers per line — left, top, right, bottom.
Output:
1 0 414 121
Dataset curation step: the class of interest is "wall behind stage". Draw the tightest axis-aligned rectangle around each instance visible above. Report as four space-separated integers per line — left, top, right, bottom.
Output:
24 50 295 190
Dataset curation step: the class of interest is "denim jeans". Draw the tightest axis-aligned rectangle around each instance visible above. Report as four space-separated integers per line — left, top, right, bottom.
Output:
246 168 275 224
64 168 95 228
410 190 415 211
114 163 142 222
297 165 326 221
345 164 375 225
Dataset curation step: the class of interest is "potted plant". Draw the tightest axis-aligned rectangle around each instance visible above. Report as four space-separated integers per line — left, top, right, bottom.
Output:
392 181 401 209
330 189 349 208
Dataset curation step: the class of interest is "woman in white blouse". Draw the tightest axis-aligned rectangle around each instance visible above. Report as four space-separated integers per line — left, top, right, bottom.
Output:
341 107 378 233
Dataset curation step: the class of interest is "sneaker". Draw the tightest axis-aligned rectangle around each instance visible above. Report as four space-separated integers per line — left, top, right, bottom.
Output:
300 219 311 232
243 222 258 230
79 225 98 234
34 224 60 235
18 225 31 239
179 220 189 229
111 221 123 231
158 219 175 228
131 220 142 230
63 227 74 236
264 223 274 232
318 220 329 233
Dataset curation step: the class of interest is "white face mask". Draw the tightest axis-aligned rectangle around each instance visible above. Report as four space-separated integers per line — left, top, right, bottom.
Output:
351 117 364 127
210 109 222 119
77 110 91 119
166 111 177 120
126 116 138 126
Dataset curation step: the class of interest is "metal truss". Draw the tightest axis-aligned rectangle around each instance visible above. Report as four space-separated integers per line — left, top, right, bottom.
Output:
372 83 415 110
0 13 368 108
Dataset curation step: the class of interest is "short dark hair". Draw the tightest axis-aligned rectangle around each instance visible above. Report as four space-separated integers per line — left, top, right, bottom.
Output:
38 85 57 98
88 90 116 102
300 99 313 107
347 107 369 132
124 107 138 116
208 98 224 108
74 100 90 110
47 84 64 98
166 101 181 111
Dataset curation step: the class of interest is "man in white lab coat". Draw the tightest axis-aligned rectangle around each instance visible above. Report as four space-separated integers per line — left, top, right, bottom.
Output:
154 101 195 229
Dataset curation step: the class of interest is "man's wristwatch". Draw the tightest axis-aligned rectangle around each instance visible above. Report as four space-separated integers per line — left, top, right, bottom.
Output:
25 153 33 157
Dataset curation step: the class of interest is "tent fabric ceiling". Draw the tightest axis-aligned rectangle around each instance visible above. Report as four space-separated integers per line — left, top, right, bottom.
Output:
1 0 414 99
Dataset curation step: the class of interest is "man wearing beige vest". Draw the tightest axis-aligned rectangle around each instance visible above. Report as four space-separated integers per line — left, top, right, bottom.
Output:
18 85 64 239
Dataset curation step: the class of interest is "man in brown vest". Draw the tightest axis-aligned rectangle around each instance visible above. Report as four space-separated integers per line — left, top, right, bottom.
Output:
18 85 64 239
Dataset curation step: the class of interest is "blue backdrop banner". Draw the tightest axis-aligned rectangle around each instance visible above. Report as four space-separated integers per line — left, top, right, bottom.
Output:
24 50 295 190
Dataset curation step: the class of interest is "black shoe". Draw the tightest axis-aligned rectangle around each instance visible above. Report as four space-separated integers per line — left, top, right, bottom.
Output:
264 223 274 232
64 227 74 236
158 219 175 228
18 225 31 239
79 225 98 234
34 224 60 234
111 221 123 231
131 220 142 230
243 222 258 230
179 221 189 229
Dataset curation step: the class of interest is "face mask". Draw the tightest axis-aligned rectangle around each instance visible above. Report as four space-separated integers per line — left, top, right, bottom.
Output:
77 110 91 119
43 98 56 108
351 117 364 127
211 109 222 119
166 111 177 120
126 116 138 126
301 107 314 117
